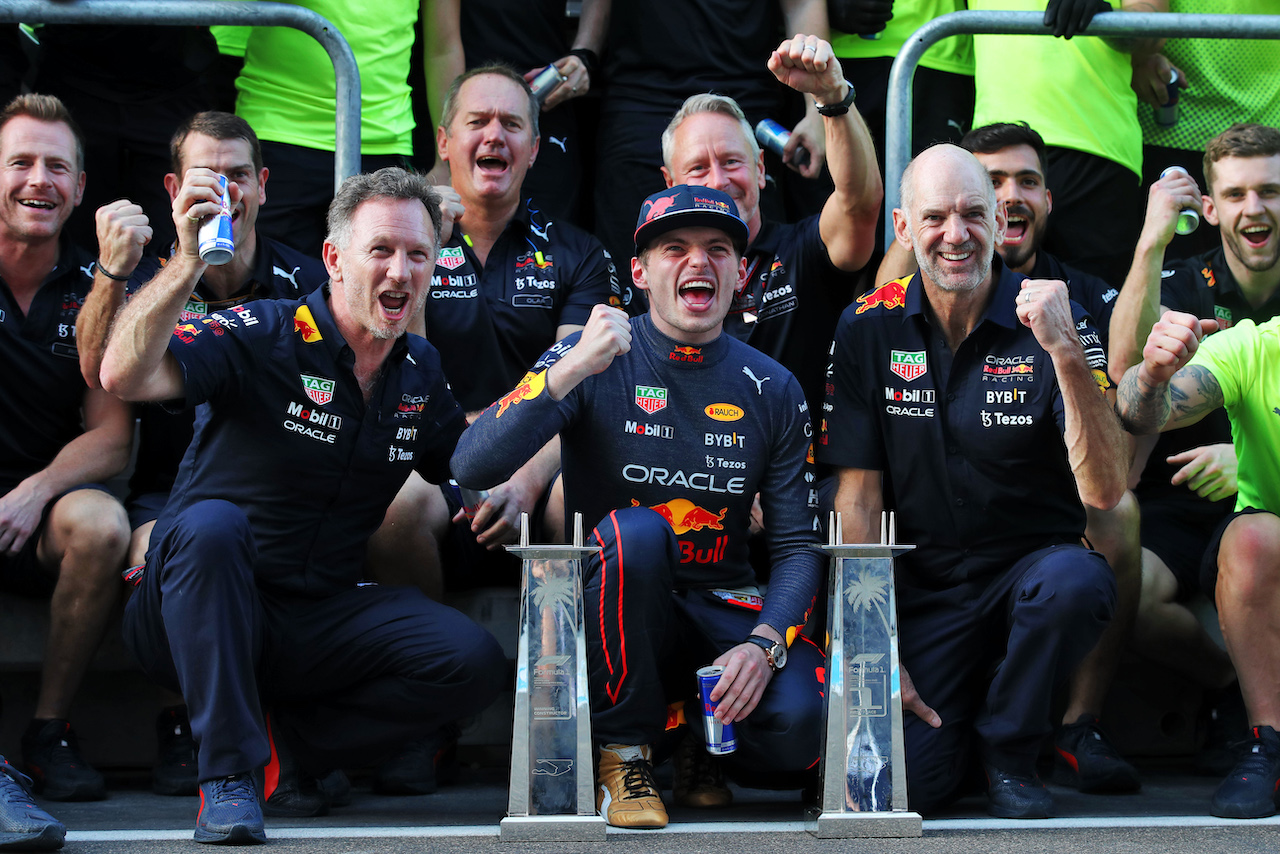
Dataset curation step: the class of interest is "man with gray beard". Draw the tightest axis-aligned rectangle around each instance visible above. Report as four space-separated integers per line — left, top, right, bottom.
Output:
819 144 1127 818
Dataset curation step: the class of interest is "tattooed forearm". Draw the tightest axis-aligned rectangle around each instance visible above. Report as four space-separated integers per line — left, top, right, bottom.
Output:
1117 367 1171 434
1168 364 1224 426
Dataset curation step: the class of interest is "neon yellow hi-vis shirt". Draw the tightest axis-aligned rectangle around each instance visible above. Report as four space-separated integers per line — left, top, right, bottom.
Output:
234 0 417 155
832 0 973 76
970 0 1141 177
1187 316 1280 514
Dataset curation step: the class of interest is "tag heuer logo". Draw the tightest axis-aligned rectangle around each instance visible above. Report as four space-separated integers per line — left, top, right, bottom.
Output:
635 385 667 414
179 299 208 322
889 350 927 382
437 246 466 270
301 374 336 406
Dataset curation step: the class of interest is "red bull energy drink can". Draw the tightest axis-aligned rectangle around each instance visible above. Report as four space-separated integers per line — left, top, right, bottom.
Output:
754 119 810 169
198 174 235 265
697 665 737 755
1154 68 1182 128
448 479 489 522
1160 166 1200 235
529 64 565 106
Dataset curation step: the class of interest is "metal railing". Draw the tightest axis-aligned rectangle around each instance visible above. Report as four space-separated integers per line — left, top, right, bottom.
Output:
885 10 1280 249
0 0 360 191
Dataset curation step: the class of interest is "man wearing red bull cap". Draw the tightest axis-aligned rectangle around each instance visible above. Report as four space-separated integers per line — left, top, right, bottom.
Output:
97 168 505 845
453 184 825 828
821 144 1128 818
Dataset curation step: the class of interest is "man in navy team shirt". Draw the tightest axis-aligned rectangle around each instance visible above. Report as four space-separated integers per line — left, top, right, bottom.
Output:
99 167 504 845
821 144 1127 819
0 94 130 814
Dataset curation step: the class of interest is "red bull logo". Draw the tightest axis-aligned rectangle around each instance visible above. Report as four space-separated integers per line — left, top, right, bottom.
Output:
173 322 200 344
855 276 910 314
515 254 554 270
492 370 547 418
642 195 678 222
669 345 703 363
632 498 726 535
1202 266 1216 289
293 306 323 343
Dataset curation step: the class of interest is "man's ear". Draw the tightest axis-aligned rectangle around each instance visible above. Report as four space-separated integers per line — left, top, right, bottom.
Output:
631 254 650 292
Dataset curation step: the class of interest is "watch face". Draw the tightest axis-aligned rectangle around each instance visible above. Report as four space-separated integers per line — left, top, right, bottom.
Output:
772 642 788 670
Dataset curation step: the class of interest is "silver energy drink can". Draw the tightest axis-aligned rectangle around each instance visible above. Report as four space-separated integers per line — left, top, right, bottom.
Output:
529 64 564 106
448 479 489 522
754 119 810 169
1160 166 1200 235
198 174 235 265
697 665 737 755
1155 68 1181 128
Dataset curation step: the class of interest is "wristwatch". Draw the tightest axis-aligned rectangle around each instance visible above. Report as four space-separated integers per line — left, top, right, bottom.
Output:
814 83 856 117
744 635 788 672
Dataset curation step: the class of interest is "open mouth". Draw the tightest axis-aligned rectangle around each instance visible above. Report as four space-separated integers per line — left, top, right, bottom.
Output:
678 279 716 310
378 291 410 319
1241 223 1273 248
476 154 509 175
18 199 55 210
939 249 973 263
1005 214 1029 244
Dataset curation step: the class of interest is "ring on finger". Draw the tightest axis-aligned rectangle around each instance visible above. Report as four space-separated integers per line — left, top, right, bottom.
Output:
187 213 200 222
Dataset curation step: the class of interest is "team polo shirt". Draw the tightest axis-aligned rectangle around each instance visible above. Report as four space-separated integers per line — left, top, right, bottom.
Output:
426 202 621 412
1137 247 1280 504
452 315 823 636
0 244 99 495
1030 250 1120 352
1187 316 1280 514
128 237 327 501
832 0 974 76
727 216 850 421
154 287 466 598
819 256 1109 585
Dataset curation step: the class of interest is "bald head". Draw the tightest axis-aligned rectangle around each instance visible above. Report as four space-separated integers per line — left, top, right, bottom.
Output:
894 144 1005 295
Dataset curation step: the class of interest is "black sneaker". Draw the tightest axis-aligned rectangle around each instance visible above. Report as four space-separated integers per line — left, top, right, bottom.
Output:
261 715 327 818
0 755 66 851
195 774 265 845
1210 725 1280 819
1052 713 1141 793
21 719 105 802
153 706 199 796
373 725 459 795
985 765 1052 819
672 733 732 808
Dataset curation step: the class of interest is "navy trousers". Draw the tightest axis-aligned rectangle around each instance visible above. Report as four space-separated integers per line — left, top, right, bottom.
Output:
899 544 1116 813
123 499 506 781
584 506 825 783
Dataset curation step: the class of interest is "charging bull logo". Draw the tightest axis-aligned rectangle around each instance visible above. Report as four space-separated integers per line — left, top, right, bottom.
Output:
293 306 323 343
173 322 200 344
632 498 726 535
855 276 910 314
641 195 678 223
493 370 547 418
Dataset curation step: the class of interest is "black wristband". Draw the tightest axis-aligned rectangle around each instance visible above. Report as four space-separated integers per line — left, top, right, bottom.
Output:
567 48 599 83
95 259 130 282
815 83 856 117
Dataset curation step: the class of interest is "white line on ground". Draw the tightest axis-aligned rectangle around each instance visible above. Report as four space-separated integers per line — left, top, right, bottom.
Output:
65 814 1280 842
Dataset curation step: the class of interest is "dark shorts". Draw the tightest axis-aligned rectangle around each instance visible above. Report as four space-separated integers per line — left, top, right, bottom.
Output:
0 483 115 597
125 490 169 531
1199 506 1275 605
1140 494 1233 599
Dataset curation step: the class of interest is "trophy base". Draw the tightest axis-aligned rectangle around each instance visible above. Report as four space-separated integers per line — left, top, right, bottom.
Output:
500 814 608 842
805 807 923 838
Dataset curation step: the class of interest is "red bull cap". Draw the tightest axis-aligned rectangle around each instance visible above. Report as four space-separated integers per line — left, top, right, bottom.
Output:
634 184 748 255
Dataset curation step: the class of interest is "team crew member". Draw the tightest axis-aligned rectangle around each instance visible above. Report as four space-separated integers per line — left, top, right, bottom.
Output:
452 185 825 829
99 168 505 845
879 120 1140 792
0 94 131 804
1117 313 1280 818
658 34 881 419
1109 125 1280 704
821 144 1126 818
